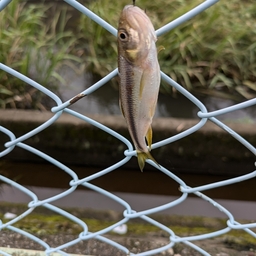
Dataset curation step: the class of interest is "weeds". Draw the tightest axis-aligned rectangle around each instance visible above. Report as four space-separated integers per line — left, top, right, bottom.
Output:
1 0 256 109
0 0 80 109
77 0 256 100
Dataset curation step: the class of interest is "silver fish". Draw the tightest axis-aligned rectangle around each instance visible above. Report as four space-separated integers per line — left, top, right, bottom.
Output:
118 5 160 171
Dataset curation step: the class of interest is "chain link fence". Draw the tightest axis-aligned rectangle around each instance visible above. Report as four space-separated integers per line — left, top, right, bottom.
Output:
0 0 256 255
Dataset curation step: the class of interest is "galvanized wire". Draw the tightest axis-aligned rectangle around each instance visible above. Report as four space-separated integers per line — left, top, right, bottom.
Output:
1 0 256 255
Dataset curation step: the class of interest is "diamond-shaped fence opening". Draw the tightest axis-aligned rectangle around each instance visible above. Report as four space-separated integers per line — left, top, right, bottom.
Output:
0 0 256 255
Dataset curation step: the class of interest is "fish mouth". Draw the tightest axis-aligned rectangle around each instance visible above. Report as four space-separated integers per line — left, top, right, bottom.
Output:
121 5 156 38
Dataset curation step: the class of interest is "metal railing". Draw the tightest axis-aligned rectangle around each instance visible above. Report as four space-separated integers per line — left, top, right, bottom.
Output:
1 0 256 255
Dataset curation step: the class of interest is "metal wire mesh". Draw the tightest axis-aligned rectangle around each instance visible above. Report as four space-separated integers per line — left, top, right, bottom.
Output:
0 0 256 255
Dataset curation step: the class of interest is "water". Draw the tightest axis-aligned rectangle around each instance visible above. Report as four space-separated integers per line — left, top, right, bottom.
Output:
58 66 256 122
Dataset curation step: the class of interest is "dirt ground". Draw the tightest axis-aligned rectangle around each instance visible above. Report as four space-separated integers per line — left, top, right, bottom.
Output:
1 231 256 256
0 203 255 256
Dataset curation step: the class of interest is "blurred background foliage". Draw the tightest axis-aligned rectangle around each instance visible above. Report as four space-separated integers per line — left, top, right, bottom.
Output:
1 0 256 109
0 0 81 109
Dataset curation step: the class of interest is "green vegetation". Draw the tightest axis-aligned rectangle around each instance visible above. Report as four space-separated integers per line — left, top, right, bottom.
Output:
1 0 256 109
78 0 256 99
0 0 80 109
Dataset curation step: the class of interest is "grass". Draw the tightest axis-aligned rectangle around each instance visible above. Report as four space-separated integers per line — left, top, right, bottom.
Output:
1 0 256 109
0 0 80 109
77 0 256 100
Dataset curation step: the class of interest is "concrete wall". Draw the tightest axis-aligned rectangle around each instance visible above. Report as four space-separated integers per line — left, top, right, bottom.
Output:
1 109 255 176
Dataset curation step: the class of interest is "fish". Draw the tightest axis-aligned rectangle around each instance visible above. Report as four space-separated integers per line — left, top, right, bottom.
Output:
117 4 160 171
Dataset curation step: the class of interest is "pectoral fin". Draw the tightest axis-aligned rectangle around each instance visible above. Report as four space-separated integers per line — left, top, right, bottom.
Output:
139 71 147 99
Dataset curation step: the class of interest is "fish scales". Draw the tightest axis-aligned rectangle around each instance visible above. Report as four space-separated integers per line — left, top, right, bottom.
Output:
118 5 160 171
122 60 141 147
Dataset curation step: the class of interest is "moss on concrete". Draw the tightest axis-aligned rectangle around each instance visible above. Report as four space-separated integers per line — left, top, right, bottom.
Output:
0 202 255 252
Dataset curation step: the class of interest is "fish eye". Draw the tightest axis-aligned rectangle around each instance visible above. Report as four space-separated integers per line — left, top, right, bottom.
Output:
118 30 128 41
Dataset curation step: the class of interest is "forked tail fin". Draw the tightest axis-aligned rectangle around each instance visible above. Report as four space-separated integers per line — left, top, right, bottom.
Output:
137 151 160 172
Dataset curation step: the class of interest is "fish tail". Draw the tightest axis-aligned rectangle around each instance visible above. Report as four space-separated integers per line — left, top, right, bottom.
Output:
137 150 160 172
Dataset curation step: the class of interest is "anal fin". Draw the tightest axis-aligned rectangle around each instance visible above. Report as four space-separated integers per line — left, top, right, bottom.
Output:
146 126 153 151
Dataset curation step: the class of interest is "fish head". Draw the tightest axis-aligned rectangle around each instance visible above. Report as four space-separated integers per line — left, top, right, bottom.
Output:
118 5 157 63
